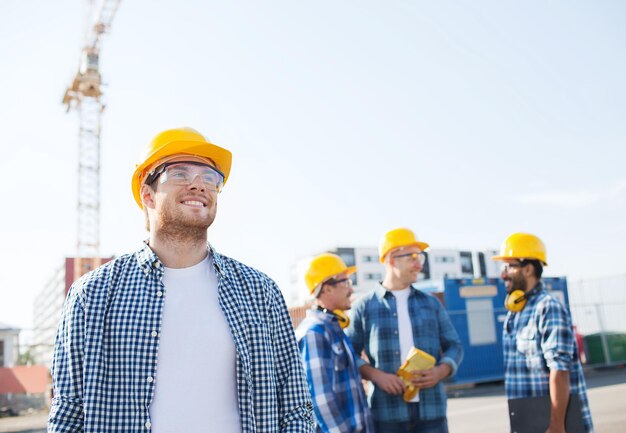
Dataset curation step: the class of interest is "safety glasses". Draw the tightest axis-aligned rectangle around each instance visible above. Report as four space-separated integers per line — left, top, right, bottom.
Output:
502 261 528 273
324 277 353 288
391 252 425 265
146 161 224 192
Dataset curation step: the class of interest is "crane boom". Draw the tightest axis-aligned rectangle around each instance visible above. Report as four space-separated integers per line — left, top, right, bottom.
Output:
86 0 123 49
62 0 122 263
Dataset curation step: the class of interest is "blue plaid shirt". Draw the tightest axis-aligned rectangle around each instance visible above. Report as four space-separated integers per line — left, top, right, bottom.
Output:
345 284 463 423
295 309 373 433
503 283 594 432
49 243 314 433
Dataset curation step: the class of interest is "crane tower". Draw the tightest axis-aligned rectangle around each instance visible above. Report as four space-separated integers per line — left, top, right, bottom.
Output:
62 0 122 271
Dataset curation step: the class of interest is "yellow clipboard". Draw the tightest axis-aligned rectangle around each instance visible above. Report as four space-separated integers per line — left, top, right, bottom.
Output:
396 347 436 401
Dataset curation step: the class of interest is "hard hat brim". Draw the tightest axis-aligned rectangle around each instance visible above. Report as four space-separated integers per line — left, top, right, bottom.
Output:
381 241 430 263
320 265 358 285
310 265 357 297
132 139 232 209
491 254 548 266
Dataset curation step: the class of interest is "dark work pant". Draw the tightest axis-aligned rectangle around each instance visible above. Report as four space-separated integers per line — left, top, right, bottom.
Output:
373 403 449 433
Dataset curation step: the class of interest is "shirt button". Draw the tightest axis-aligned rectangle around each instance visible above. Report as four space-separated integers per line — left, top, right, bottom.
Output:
145 421 152 429
151 331 158 337
147 376 154 383
394 330 398 335
156 291 163 297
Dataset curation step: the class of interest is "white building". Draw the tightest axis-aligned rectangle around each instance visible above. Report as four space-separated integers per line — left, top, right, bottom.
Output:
32 262 67 367
415 248 501 292
289 246 500 306
0 322 20 367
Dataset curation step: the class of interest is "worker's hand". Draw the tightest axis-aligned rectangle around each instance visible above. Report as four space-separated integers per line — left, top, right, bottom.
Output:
372 371 405 395
544 425 566 433
409 364 451 389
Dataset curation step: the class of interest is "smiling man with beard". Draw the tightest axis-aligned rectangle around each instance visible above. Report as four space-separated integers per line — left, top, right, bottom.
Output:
48 127 314 433
493 233 594 433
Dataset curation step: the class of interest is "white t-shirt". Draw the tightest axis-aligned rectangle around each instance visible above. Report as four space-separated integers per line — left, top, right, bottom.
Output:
149 255 241 433
392 287 419 403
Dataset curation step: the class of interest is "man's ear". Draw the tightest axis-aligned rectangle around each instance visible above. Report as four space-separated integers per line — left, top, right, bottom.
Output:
141 184 157 209
522 263 534 278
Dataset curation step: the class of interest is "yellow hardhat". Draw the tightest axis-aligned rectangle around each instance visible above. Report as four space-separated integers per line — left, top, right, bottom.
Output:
131 127 232 209
378 227 429 263
492 232 548 266
305 253 356 296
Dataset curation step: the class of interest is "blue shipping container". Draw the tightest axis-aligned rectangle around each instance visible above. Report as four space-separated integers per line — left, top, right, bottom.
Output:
443 277 570 384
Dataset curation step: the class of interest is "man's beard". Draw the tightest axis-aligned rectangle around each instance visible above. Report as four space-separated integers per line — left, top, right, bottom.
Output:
155 199 216 243
505 273 527 294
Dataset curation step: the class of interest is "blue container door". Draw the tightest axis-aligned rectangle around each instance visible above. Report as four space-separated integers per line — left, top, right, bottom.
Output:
443 277 508 384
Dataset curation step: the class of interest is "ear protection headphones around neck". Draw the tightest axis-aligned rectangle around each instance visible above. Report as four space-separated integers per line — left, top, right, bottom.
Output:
317 306 351 329
504 286 540 312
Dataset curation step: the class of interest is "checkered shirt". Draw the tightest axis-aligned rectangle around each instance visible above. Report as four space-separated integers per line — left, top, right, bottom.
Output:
48 242 314 433
295 309 374 433
503 283 594 432
345 284 464 423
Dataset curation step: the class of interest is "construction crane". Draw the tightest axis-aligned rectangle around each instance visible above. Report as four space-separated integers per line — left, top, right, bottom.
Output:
62 0 122 275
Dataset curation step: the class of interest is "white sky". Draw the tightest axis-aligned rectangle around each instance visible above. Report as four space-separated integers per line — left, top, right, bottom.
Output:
1 0 625 333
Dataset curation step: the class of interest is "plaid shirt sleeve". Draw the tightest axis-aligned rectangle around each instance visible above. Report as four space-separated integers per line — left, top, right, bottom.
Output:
299 325 351 433
268 281 316 433
48 281 86 433
537 297 575 371
345 300 367 369
434 298 464 375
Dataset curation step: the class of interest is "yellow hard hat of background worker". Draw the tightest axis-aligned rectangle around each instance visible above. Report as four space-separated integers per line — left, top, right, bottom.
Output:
305 253 356 296
492 232 547 313
378 227 429 263
131 127 233 209
491 232 548 266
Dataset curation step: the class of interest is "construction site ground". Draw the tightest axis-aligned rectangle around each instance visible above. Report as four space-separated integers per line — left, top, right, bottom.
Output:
1 366 624 433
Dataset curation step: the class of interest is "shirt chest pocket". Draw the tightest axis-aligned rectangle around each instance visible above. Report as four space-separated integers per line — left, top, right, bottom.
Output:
415 304 438 330
516 326 543 370
331 341 349 372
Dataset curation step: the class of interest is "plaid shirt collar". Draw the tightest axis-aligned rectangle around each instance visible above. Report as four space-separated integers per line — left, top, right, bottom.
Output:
309 308 341 327
373 282 422 301
134 240 227 278
528 281 545 297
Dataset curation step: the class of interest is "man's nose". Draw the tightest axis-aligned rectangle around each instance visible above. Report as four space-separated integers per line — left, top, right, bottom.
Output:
187 175 206 191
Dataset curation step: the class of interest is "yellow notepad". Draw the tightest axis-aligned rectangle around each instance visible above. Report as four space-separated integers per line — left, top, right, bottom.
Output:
396 347 436 401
